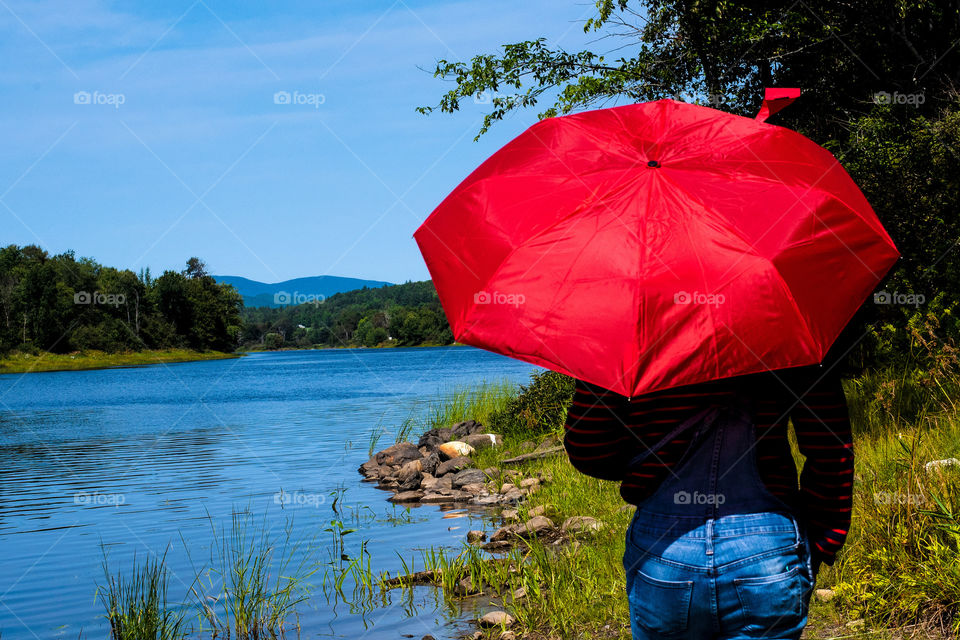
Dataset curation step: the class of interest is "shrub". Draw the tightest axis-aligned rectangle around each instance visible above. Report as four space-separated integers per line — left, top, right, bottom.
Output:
489 370 575 437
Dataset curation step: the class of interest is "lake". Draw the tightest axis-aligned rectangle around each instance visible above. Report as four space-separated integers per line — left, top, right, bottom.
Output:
0 347 541 639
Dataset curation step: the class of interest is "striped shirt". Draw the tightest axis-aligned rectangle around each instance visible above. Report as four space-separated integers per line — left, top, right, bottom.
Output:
563 365 853 565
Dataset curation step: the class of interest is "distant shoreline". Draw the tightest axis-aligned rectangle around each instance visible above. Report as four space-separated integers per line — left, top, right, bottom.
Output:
242 342 468 353
0 349 241 375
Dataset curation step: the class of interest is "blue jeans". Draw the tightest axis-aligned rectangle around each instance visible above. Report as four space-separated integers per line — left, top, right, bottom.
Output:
623 510 816 639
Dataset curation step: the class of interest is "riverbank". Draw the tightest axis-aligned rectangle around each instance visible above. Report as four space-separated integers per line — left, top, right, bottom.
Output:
243 341 467 352
370 371 960 639
0 349 241 374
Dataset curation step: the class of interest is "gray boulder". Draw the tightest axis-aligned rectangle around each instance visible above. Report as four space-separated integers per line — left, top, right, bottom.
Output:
420 451 441 475
375 442 421 467
452 468 487 488
451 420 485 439
418 427 452 449
435 456 473 476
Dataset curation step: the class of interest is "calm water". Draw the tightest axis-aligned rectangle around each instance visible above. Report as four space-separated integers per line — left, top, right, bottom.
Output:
0 347 541 639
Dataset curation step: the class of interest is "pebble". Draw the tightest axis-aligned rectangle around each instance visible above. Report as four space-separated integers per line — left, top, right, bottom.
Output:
478 610 515 628
467 530 486 543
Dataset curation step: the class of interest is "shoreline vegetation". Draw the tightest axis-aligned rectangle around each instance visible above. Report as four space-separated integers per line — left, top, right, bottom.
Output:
0 349 240 374
86 366 960 639
363 370 960 640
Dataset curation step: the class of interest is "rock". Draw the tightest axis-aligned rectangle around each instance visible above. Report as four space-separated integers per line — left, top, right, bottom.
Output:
500 483 517 493
421 490 472 503
535 436 560 451
519 515 554 537
437 441 475 460
420 451 441 475
460 482 487 495
499 632 516 640
452 468 488 488
454 576 481 596
478 610 514 628
490 524 517 542
463 433 503 450
421 636 436 640
435 456 473 476
378 478 400 490
483 466 499 476
467 530 486 543
434 474 454 490
502 489 524 504
538 470 554 484
375 442 421 467
925 458 960 472
501 508 520 521
519 477 540 492
389 490 424 503
815 588 836 602
512 586 526 600
418 427 452 450
562 516 602 534
528 505 547 517
420 472 439 491
397 459 423 491
451 420 485 439
359 458 379 475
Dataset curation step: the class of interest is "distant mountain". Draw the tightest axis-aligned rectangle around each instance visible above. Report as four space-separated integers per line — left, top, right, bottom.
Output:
215 275 394 308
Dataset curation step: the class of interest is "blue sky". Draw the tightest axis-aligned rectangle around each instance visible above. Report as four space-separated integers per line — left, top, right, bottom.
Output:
0 0 604 283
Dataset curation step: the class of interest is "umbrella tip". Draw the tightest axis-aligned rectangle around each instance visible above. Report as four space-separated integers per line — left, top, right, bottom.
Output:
647 160 661 168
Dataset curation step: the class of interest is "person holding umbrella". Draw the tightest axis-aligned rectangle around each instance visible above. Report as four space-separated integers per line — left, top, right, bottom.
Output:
563 344 853 638
415 89 898 639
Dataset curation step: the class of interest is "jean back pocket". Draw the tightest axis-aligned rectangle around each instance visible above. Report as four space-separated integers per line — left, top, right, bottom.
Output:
733 565 806 635
629 567 694 635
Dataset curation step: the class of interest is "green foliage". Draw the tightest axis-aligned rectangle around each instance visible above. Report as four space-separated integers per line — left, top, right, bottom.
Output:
489 370 575 437
0 246 242 355
99 551 186 640
241 280 453 349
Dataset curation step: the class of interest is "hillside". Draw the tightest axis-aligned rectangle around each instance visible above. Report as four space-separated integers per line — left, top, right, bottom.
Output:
215 275 393 308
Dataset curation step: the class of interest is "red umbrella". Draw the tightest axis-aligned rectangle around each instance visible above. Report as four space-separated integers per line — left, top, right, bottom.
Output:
414 89 899 397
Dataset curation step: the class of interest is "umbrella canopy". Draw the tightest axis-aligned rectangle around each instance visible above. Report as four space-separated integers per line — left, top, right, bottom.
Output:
414 91 899 397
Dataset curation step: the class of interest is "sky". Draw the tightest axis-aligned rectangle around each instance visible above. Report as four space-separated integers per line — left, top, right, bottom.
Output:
0 0 608 284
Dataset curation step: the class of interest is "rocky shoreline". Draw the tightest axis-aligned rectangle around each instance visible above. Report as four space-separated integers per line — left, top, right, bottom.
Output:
358 420 602 638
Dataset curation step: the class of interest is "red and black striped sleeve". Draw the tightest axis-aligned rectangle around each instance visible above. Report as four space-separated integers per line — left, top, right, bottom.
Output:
792 369 854 566
562 378 631 481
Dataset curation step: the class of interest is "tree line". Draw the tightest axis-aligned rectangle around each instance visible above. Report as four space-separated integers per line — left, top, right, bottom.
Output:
241 280 454 349
0 246 243 355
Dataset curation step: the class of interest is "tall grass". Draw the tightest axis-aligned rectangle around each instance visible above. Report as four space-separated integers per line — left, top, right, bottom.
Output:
99 551 186 640
420 379 518 432
189 511 317 639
